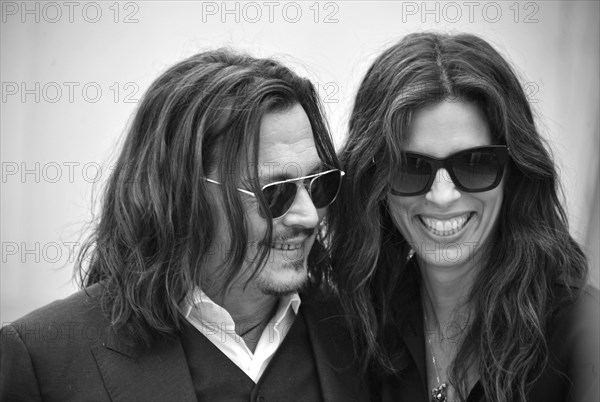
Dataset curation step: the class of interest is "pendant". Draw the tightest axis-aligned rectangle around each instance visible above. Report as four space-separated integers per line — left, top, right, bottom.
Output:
431 382 448 402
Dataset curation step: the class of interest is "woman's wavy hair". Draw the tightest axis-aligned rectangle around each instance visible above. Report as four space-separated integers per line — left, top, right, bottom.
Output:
329 32 588 402
76 49 339 344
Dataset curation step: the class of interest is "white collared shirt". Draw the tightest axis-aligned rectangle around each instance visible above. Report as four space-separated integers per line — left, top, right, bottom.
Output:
180 287 301 383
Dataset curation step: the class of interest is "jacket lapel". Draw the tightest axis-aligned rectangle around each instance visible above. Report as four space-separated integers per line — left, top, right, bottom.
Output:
401 293 429 399
91 326 197 402
302 296 371 402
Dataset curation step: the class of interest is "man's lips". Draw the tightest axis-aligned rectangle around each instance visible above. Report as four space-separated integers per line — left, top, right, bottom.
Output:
267 238 308 250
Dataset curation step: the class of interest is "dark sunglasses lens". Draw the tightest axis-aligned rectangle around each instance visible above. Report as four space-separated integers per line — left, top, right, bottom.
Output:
395 156 433 194
310 171 342 208
451 150 502 190
263 182 297 218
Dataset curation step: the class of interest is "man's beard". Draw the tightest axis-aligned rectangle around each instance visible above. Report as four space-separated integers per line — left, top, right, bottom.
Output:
256 258 309 296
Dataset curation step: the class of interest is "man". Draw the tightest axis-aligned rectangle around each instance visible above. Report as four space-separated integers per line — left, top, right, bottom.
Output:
0 50 369 401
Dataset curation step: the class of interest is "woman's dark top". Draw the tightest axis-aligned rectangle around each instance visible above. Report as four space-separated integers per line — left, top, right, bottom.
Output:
376 273 599 402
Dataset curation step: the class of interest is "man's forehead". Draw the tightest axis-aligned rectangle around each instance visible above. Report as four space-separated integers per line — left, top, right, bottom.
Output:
258 104 314 146
255 104 323 181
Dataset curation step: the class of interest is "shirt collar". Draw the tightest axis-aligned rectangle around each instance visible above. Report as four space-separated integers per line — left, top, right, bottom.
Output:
180 287 301 326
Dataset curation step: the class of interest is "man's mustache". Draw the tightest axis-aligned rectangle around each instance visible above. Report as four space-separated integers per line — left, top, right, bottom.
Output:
271 228 315 242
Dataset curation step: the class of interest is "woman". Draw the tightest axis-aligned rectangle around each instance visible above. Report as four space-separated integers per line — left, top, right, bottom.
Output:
329 32 599 402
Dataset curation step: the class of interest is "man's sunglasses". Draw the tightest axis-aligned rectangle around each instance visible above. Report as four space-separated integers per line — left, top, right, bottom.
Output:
390 145 509 196
205 169 345 219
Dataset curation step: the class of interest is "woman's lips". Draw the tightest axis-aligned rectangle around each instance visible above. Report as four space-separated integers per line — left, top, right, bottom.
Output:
418 212 474 237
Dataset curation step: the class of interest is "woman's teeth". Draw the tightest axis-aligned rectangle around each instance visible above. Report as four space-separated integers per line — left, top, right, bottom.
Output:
420 213 472 236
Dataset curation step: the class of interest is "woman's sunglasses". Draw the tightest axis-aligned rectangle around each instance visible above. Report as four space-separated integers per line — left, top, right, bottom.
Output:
390 145 509 196
205 169 345 219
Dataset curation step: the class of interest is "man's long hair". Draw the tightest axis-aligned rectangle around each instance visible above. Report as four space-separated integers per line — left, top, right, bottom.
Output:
329 32 588 402
76 49 339 343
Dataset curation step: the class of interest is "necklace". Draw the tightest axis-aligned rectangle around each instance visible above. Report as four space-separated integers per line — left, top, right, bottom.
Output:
424 311 449 402
238 320 264 337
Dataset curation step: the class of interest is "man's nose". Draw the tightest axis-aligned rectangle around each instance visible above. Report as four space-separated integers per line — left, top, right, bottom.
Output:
280 184 320 228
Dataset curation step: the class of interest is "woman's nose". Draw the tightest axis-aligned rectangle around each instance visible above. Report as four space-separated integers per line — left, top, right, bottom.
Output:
425 168 462 206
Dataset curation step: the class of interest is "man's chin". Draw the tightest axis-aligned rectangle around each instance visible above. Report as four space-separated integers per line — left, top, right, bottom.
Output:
261 285 305 297
257 262 309 296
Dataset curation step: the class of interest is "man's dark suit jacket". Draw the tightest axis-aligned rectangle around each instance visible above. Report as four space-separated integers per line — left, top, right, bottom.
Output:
0 283 370 401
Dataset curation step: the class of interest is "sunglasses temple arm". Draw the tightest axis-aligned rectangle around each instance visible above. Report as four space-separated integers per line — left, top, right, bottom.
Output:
204 178 257 197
